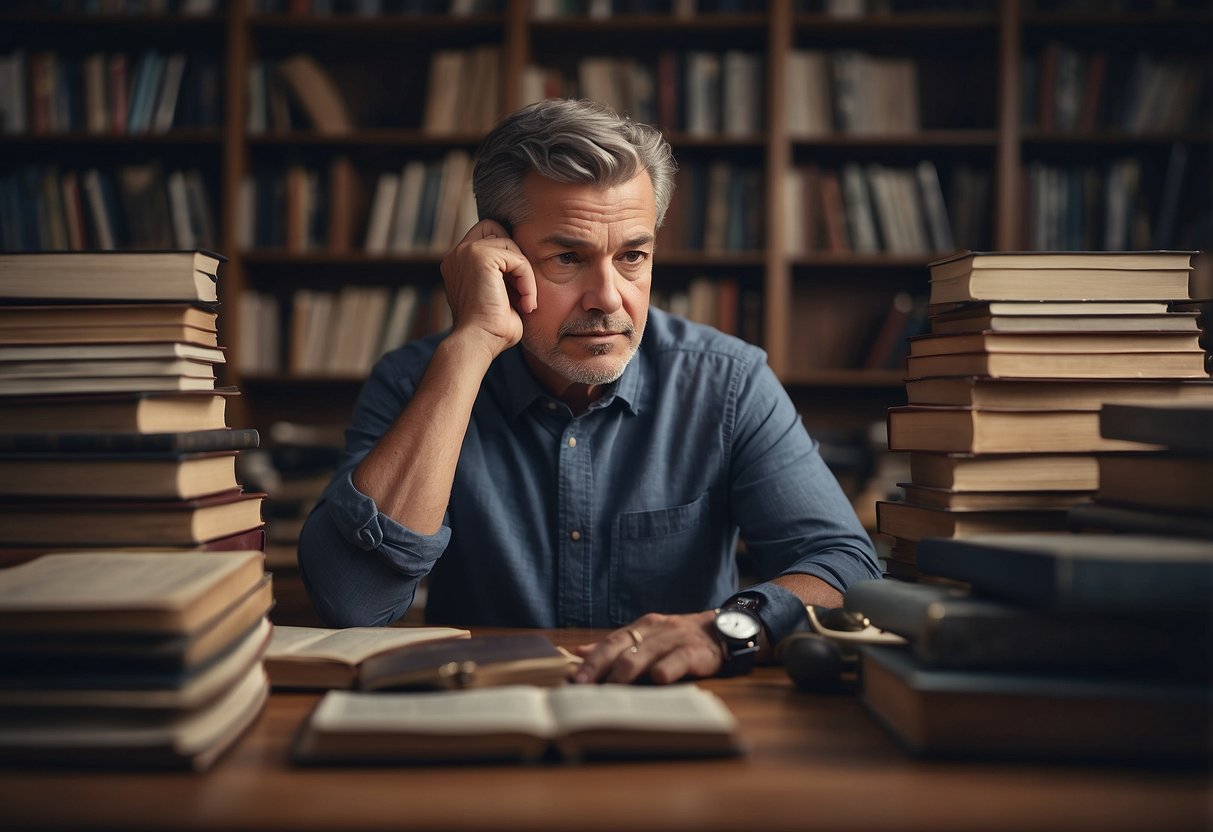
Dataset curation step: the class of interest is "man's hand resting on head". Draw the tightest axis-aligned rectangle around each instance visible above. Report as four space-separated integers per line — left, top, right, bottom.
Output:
571 611 729 685
440 218 538 361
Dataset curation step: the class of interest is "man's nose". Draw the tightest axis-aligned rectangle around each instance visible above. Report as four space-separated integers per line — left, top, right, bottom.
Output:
581 260 624 314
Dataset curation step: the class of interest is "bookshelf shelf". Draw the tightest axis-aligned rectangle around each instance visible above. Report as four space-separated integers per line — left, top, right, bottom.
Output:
791 131 999 148
0 132 224 146
791 13 1000 32
246 131 485 147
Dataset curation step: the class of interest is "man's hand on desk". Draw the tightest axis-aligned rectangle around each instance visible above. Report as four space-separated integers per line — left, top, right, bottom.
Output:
571 610 729 685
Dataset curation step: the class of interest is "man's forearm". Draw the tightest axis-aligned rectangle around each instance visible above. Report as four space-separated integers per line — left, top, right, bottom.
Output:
353 331 495 535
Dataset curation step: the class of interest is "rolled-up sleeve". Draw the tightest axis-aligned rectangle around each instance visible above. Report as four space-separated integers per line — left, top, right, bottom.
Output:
297 341 452 627
727 354 881 641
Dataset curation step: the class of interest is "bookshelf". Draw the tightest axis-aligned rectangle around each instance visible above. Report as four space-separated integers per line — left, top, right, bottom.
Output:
3 0 1211 513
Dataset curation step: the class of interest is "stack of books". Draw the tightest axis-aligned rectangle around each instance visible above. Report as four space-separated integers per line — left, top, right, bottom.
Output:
0 250 265 564
1071 401 1213 540
844 532 1213 762
0 550 272 770
875 250 1213 580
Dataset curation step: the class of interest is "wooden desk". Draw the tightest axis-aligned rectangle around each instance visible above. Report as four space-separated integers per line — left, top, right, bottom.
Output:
0 629 1208 832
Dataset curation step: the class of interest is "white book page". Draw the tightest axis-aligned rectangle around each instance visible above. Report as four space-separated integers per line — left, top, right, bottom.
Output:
311 686 558 737
547 684 738 734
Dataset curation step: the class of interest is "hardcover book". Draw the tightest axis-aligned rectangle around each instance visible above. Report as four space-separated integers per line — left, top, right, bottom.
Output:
0 490 265 546
915 532 1213 611
265 624 472 690
0 549 265 635
859 644 1210 762
0 250 222 303
843 579 1210 676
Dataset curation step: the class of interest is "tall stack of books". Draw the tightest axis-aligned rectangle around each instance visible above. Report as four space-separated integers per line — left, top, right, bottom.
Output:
0 550 272 770
1072 401 1213 540
0 250 273 769
875 250 1213 580
844 532 1213 762
0 250 265 564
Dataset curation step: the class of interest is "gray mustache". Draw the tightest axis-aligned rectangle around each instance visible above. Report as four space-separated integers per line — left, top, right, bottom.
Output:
559 316 635 337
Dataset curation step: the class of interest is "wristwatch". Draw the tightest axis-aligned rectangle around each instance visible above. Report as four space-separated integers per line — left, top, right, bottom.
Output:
713 594 764 677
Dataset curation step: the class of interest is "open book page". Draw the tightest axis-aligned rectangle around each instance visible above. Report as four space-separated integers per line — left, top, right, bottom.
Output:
546 684 739 735
267 625 471 666
310 686 559 738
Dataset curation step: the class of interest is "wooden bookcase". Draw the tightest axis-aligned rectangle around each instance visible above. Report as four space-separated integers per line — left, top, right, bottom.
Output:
2 0 1211 473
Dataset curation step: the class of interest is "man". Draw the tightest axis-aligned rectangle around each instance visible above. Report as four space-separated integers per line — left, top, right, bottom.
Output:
298 98 880 684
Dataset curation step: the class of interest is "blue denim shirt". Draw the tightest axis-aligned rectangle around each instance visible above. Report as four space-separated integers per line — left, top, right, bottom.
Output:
297 308 880 645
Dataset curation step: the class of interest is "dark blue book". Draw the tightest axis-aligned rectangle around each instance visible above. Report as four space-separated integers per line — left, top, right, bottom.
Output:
916 532 1213 612
844 578 1210 677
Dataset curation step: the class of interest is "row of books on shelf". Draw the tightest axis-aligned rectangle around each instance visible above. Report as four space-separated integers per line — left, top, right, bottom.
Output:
1023 45 1210 135
0 163 215 253
12 0 221 14
249 0 500 13
783 160 956 256
786 49 918 137
662 160 764 253
651 277 763 344
238 151 476 254
532 0 765 16
789 286 927 374
524 51 763 139
0 50 221 137
237 285 452 376
1023 148 1199 252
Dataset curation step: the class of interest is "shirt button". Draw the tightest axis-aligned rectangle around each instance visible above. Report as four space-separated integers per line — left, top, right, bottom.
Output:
567 436 576 448
357 528 375 547
570 530 582 542
546 401 558 411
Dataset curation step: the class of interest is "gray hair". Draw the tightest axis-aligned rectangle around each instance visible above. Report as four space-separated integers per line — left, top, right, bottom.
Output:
472 98 677 229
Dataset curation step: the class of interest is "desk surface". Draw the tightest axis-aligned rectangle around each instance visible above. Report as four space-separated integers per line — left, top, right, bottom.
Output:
0 628 1209 832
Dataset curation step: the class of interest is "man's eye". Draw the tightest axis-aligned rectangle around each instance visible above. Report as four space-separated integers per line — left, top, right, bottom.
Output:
555 252 579 265
621 251 648 264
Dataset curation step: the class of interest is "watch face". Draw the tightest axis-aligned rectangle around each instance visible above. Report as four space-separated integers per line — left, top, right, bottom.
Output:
716 609 762 641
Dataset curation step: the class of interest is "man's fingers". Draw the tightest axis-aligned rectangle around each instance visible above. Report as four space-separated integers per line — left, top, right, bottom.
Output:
458 217 510 244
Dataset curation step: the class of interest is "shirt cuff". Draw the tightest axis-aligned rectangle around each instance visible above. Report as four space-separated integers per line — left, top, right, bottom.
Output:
730 582 811 648
323 469 450 568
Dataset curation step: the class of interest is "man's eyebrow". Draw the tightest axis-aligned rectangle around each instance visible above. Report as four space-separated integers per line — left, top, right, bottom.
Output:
537 233 656 249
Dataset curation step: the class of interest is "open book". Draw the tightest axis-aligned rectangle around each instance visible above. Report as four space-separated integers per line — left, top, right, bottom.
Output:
293 684 742 764
265 625 471 689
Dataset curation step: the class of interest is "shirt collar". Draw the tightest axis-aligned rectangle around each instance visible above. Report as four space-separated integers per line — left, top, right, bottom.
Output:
498 341 648 419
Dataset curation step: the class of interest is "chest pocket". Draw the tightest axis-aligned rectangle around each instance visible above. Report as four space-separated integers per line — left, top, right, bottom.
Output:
610 492 721 624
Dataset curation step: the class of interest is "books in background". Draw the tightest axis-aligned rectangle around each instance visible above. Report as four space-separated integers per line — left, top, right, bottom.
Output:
0 163 217 253
650 276 761 343
786 49 918 137
1024 44 1209 136
0 550 271 770
1023 146 1206 252
0 250 265 562
658 159 763 253
850 532 1213 761
0 49 220 137
783 161 959 257
522 49 763 138
236 282 447 377
876 249 1212 580
237 151 476 256
250 0 503 14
